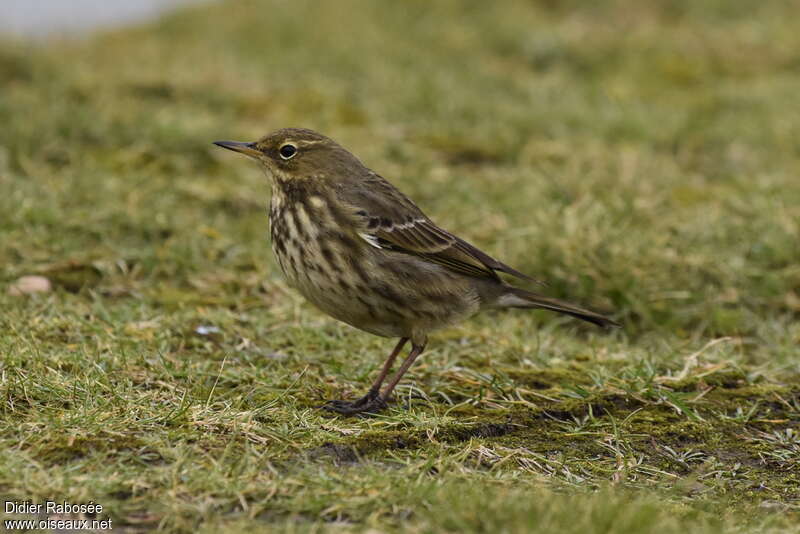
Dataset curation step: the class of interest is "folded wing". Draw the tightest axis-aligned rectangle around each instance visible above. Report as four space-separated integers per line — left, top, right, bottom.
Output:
338 172 542 283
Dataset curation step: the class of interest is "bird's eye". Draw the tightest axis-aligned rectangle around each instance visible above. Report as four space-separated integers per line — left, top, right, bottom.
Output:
279 143 297 160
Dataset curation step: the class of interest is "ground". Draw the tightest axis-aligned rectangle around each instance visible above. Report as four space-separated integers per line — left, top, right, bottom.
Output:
1 0 799 532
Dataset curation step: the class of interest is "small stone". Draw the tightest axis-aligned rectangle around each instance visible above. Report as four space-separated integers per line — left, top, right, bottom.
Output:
195 325 222 336
8 275 52 296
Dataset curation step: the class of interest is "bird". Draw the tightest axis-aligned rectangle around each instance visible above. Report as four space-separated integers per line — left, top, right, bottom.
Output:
214 128 619 415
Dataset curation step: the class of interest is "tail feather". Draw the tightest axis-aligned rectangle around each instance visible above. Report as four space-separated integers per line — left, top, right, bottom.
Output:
499 287 620 328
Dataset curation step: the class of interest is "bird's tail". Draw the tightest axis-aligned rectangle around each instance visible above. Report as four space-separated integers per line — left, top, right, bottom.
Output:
499 287 620 328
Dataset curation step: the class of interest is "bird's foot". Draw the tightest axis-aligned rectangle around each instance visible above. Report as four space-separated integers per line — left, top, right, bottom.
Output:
322 390 387 416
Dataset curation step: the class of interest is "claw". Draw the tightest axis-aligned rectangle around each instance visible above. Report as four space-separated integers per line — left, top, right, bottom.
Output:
321 395 388 416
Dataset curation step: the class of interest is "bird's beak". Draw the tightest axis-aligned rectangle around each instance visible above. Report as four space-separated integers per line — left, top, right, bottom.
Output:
213 140 261 159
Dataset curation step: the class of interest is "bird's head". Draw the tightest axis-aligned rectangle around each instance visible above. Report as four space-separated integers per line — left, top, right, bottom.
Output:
214 128 362 185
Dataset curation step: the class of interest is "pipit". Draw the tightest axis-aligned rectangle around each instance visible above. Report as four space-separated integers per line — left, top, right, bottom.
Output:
215 128 619 415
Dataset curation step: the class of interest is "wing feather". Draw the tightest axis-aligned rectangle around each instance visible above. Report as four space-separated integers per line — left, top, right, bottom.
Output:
336 172 544 284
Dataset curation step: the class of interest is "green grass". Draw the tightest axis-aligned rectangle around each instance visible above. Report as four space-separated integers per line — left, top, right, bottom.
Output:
1 0 799 531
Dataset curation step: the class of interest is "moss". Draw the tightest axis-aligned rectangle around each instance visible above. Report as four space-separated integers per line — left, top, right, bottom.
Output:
504 366 597 390
310 373 799 509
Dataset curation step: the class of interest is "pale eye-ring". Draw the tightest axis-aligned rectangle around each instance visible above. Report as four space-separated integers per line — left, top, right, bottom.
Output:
279 143 297 160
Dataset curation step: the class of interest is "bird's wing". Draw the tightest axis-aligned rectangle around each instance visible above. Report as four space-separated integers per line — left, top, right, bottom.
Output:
337 173 541 283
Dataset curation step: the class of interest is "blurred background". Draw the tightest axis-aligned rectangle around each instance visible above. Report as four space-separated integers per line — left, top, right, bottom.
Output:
1 1 799 531
0 0 203 36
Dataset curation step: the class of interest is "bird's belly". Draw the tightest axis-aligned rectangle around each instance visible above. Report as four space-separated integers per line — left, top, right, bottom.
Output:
273 251 402 337
271 231 480 338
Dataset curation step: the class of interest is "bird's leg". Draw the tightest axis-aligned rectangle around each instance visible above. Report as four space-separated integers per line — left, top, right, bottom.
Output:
323 338 408 415
359 337 409 403
379 339 426 404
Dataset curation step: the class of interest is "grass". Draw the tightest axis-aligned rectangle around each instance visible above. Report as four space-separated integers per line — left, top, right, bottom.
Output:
1 0 799 531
